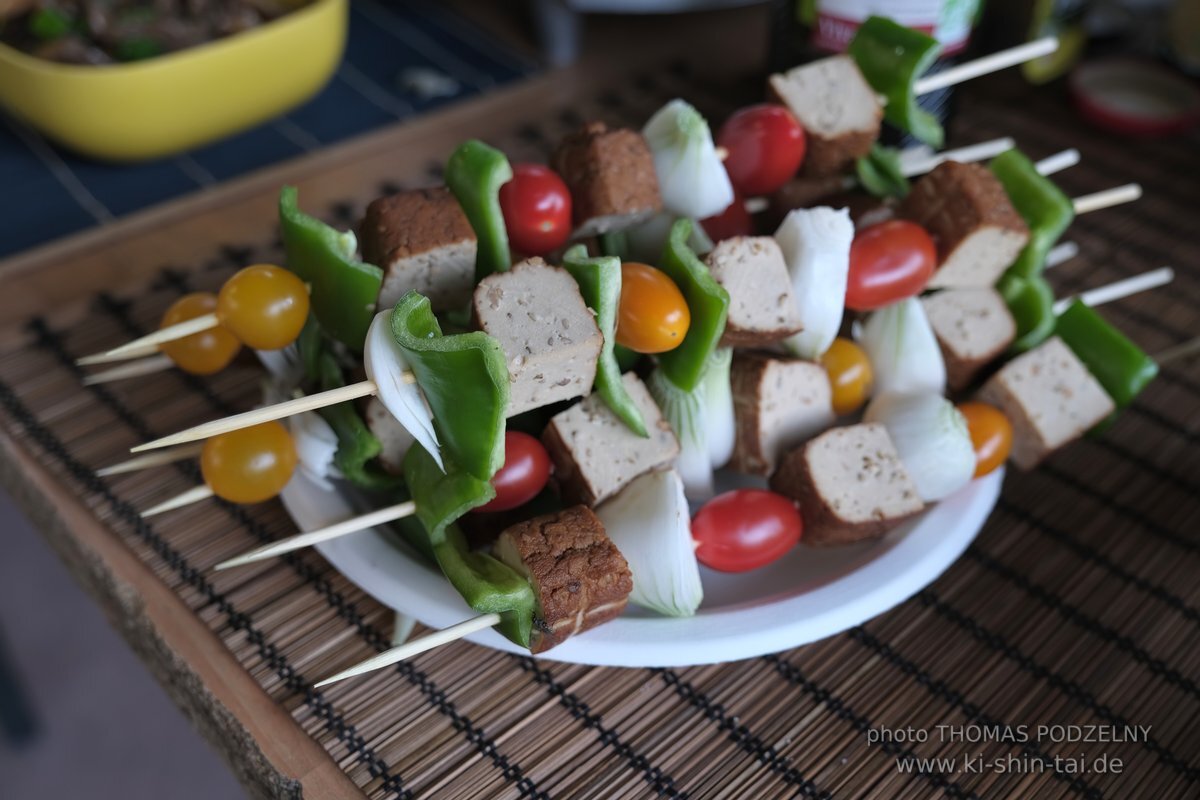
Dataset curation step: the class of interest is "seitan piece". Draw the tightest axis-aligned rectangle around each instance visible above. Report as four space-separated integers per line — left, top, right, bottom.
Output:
364 396 414 475
706 237 804 347
731 354 835 475
770 423 924 546
360 186 478 311
768 56 883 177
542 372 679 507
977 336 1114 470
898 161 1030 289
921 288 1017 391
473 258 603 417
552 121 663 238
493 506 632 653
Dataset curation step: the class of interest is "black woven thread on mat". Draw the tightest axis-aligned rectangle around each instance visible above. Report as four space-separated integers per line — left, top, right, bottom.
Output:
996 499 1200 624
762 654 980 800
31 317 550 800
918 590 1200 783
965 546 1200 699
649 668 830 799
0 371 414 800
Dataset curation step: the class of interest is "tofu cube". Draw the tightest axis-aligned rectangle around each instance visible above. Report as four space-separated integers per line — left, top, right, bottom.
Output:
978 336 1114 470
552 121 663 238
770 423 924 546
731 354 835 475
360 187 477 311
542 373 680 506
706 237 804 347
921 288 1017 391
473 258 603 417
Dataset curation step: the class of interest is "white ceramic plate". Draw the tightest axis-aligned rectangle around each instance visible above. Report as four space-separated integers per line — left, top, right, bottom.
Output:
283 466 1001 668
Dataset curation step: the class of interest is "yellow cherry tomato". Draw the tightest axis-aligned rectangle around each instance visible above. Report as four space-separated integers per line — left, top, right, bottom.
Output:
616 262 691 354
158 292 241 375
200 421 298 504
819 338 873 416
957 402 1013 478
216 264 310 351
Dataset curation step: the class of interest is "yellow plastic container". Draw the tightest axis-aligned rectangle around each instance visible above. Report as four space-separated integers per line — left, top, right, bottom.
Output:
0 0 347 161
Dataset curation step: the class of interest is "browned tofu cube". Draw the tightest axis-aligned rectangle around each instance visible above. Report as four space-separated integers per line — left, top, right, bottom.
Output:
731 354 835 475
360 187 477 311
921 288 1017 391
977 336 1114 470
898 161 1030 289
552 121 663 238
770 423 924 546
706 237 804 347
493 506 633 653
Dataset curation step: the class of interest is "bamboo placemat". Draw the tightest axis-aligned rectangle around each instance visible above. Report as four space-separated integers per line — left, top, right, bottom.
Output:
0 54 1197 800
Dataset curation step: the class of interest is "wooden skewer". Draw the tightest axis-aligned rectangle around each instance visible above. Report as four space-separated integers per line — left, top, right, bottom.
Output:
1154 336 1200 367
88 313 220 362
1073 183 1142 215
142 485 214 518
212 501 418 570
1052 267 1174 315
77 344 161 366
82 354 174 386
1033 148 1080 177
898 137 1014 177
314 613 502 688
913 37 1059 95
97 443 205 477
1044 241 1079 269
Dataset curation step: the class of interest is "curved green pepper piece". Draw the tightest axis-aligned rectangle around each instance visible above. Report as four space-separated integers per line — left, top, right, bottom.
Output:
562 245 649 437
856 144 911 199
998 272 1056 353
314 352 403 491
990 149 1074 280
655 219 730 393
390 292 509 481
400 444 535 647
848 16 944 147
1055 301 1157 411
278 187 383 351
446 140 513 282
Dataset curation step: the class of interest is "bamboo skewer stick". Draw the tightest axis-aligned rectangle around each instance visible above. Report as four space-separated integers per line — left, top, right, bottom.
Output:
1073 183 1142 215
913 37 1059 95
143 485 214 518
1033 148 1081 176
77 344 161 366
314 613 502 688
1052 267 1175 315
90 313 220 361
213 501 418 570
1155 337 1200 367
82 355 174 386
1044 241 1079 269
97 443 205 477
898 137 1015 177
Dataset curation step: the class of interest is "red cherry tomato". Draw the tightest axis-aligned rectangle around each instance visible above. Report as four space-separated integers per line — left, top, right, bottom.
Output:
700 190 754 242
498 163 572 256
846 220 938 311
716 104 807 197
476 431 552 513
692 489 803 573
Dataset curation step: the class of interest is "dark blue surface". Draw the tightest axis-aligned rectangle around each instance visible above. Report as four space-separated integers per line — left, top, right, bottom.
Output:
0 0 536 259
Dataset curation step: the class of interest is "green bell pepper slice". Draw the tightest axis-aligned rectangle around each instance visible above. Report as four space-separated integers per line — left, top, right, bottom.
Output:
990 149 1074 280
998 272 1056 354
313 352 403 491
848 16 944 147
598 230 630 261
445 140 513 282
655 219 730 393
855 144 911 199
562 245 649 437
1055 301 1157 411
278 186 383 351
400 444 535 647
390 292 510 481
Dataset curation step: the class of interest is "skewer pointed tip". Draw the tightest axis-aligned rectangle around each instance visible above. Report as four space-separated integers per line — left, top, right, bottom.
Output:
142 485 215 518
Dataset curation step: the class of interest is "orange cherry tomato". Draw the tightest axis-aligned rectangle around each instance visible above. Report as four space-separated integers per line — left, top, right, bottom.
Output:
819 338 873 416
957 402 1013 478
216 264 310 351
200 421 297 504
158 292 241 375
616 262 691 354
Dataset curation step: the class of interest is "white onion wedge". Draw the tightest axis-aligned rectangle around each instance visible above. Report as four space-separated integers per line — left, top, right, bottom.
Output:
864 392 975 502
858 297 946 396
364 310 442 471
774 207 854 360
643 99 734 220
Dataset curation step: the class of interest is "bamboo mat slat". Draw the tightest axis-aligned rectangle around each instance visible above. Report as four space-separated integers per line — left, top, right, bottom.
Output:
0 57 1197 800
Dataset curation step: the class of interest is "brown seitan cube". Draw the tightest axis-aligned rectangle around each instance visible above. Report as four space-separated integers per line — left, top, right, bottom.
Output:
360 187 477 311
921 288 1017 391
770 423 924 546
768 56 882 177
898 161 1030 288
552 121 663 238
542 372 679 507
706 237 804 347
493 506 632 653
731 354 835 475
977 336 1114 470
473 258 603 417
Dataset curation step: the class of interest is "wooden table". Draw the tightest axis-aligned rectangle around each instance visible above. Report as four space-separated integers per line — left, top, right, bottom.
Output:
0 30 1197 800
